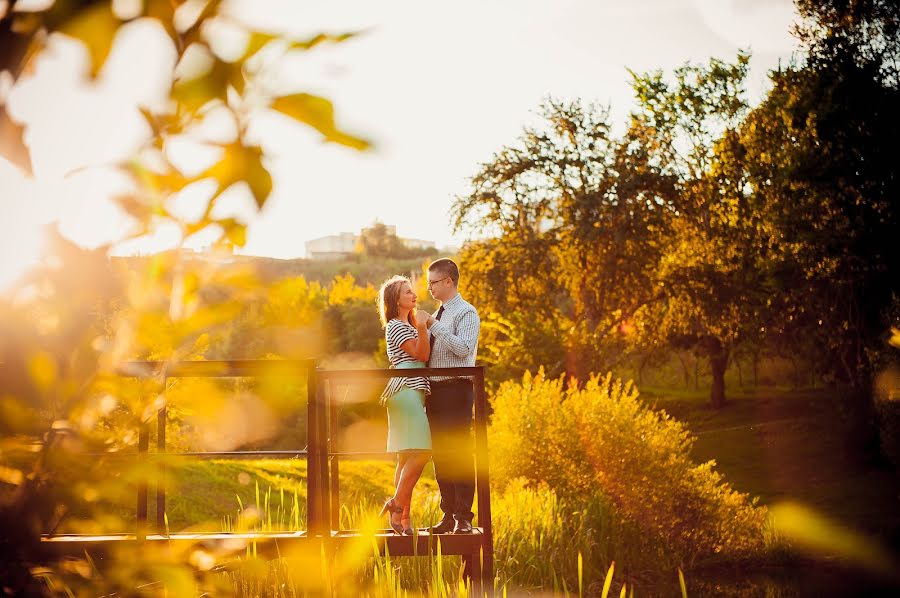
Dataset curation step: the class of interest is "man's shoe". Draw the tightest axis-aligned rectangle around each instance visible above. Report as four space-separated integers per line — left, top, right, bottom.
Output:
453 518 473 534
427 516 455 534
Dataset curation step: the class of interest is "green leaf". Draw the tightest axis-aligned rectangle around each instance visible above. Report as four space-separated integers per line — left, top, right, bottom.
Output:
59 3 120 78
271 93 370 150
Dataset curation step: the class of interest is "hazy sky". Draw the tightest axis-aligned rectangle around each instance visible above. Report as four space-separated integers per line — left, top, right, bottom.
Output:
0 0 800 289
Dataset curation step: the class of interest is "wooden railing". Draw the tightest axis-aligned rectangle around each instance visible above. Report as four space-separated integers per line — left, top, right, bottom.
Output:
45 360 494 594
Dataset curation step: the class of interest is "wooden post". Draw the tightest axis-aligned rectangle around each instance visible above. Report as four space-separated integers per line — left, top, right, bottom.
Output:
156 403 167 535
136 419 149 541
317 374 331 537
473 367 494 596
328 380 340 531
306 365 321 535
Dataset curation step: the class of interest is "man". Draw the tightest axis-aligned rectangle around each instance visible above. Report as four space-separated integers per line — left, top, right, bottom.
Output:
422 258 481 534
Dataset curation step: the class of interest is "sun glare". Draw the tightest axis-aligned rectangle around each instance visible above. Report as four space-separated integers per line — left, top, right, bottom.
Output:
0 212 45 294
0 162 48 294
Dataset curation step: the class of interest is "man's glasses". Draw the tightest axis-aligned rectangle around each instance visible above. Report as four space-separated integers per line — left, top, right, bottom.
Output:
427 276 451 288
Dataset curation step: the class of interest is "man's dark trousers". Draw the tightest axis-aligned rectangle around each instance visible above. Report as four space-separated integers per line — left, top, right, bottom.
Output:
426 380 476 522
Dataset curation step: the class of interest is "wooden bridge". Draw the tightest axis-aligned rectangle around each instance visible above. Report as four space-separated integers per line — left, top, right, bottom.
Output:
41 360 494 595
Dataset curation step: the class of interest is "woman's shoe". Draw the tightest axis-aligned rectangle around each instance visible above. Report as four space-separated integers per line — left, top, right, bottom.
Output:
401 518 414 535
379 498 404 534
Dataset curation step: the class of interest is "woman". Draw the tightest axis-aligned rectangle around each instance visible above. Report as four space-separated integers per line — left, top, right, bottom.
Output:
376 275 433 535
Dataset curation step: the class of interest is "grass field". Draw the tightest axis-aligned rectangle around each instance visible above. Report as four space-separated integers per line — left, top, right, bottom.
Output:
73 386 900 595
642 386 900 542
97 386 900 553
161 457 440 532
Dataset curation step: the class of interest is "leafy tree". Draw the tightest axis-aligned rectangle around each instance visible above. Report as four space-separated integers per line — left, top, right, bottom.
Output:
739 0 900 416
456 58 777 408
454 98 671 382
628 51 780 407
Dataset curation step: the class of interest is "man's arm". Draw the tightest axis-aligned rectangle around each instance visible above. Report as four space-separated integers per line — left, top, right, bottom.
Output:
430 310 480 358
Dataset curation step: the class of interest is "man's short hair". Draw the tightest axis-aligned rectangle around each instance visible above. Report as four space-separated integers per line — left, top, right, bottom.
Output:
428 258 460 286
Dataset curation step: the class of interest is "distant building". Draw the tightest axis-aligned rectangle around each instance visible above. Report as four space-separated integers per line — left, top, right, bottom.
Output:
305 232 359 261
305 224 436 261
402 237 437 250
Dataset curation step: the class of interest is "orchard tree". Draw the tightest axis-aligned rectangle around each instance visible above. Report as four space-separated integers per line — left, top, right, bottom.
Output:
628 52 779 407
453 98 671 381
741 0 900 399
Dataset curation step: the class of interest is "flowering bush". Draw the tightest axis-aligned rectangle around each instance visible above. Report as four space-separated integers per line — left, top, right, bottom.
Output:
489 370 767 564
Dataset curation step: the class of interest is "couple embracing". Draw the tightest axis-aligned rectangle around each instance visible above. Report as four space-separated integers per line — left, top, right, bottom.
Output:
375 258 480 536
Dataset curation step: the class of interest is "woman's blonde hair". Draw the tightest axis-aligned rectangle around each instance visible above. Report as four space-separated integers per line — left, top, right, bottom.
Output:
378 275 412 328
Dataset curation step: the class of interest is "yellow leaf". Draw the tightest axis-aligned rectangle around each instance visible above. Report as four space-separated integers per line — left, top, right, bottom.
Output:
271 93 371 150
28 351 57 391
221 218 247 246
289 31 358 51
201 142 272 208
173 55 243 113
59 3 120 78
243 31 278 60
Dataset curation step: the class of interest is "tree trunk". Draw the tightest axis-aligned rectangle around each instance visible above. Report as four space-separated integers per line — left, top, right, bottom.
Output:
790 356 801 389
677 351 691 389
707 337 728 408
752 352 759 387
694 355 700 391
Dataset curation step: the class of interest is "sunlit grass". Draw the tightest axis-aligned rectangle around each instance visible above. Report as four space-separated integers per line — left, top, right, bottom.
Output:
161 460 670 595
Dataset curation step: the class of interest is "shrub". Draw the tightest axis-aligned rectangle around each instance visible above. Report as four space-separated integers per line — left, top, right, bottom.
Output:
489 370 767 565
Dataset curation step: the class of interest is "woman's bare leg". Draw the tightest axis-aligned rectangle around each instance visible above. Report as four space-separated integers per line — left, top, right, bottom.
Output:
384 453 410 528
394 453 409 489
396 452 431 525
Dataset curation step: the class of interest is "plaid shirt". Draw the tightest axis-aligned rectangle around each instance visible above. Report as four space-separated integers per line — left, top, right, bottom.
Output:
427 293 480 381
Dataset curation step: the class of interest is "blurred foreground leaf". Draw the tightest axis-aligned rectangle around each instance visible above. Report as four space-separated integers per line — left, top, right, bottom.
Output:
173 56 244 113
0 104 32 175
59 3 120 78
770 501 899 579
201 141 271 208
271 93 371 150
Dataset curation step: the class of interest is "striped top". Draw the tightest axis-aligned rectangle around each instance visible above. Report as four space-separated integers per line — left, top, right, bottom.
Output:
381 318 431 400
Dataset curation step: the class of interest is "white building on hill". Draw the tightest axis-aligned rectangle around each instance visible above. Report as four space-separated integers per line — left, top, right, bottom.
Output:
305 225 436 261
304 232 359 261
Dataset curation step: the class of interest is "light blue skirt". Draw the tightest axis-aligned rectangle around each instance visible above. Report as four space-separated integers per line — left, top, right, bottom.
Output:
385 364 432 452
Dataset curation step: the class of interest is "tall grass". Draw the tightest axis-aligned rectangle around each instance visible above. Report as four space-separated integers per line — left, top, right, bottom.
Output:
211 474 665 596
155 368 773 595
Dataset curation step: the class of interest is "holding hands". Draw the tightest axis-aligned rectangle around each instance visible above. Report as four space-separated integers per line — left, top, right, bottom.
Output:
413 309 433 329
